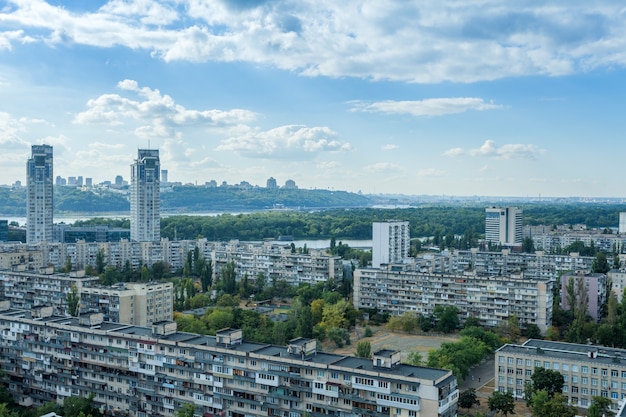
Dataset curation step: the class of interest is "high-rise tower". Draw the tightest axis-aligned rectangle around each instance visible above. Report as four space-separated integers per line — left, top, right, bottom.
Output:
26 144 54 244
372 220 410 268
130 149 160 242
485 206 523 246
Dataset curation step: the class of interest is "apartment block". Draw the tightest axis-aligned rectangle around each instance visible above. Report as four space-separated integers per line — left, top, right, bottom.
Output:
80 282 173 326
0 270 98 315
130 149 160 242
0 311 458 417
526 228 626 254
485 207 523 246
354 266 553 333
372 221 410 268
26 144 54 244
560 272 607 322
496 339 626 412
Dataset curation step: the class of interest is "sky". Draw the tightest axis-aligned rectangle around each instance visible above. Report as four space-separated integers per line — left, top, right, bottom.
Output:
1 1 626 198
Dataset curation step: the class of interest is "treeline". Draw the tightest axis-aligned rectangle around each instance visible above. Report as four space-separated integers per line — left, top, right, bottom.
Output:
162 186 370 210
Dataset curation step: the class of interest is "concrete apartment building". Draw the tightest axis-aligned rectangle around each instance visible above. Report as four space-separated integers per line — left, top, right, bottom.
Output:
79 282 173 326
0 269 98 315
130 149 160 242
354 266 553 333
485 206 523 246
560 272 607 322
26 144 54 244
496 339 626 412
0 310 459 417
372 221 410 268
526 226 626 254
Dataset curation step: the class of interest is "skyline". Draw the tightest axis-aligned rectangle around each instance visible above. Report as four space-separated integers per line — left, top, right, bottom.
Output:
1 2 626 197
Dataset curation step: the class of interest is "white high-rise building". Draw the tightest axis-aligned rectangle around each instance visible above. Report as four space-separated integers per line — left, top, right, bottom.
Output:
619 212 626 234
26 144 54 244
372 220 410 268
485 206 523 246
130 149 160 242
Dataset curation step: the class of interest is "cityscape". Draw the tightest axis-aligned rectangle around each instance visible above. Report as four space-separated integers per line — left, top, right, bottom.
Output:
3 2 626 417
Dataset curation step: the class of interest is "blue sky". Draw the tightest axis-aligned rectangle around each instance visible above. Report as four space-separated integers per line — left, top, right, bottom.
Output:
1 1 626 197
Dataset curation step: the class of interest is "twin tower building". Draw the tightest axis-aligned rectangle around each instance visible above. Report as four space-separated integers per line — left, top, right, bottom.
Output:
26 145 160 244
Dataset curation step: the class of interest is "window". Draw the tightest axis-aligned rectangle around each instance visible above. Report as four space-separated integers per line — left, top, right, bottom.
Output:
525 370 532 376
602 380 608 388
601 369 608 376
562 364 569 371
592 378 598 386
572 386 578 393
612 370 618 377
572 376 578 383
582 366 589 374
508 357 514 365
499 356 505 364
563 375 569 382
525 359 531 366
553 362 560 370
517 358 523 365
572 365 579 372
582 377 588 384
592 368 598 375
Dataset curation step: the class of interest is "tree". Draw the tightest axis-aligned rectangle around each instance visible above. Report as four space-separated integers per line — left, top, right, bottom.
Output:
405 351 423 366
327 327 350 347
66 284 80 317
488 390 515 416
592 251 610 274
355 341 372 358
95 248 106 274
525 367 564 405
434 305 459 333
458 388 480 414
587 395 615 417
522 237 535 253
175 403 197 417
0 404 19 417
530 390 575 417
62 394 102 417
64 255 72 273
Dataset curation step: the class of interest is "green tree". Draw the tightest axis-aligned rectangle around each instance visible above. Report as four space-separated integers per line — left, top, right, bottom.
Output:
587 395 615 417
327 327 350 347
175 403 197 417
458 388 480 414
434 305 459 333
66 284 80 317
64 256 72 273
530 390 575 417
95 248 106 274
525 367 564 406
522 236 535 253
62 393 102 417
0 404 19 417
488 390 515 416
592 251 610 274
355 341 372 358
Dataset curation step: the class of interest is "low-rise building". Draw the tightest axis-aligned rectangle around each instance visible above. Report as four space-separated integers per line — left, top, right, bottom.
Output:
560 272 607 322
496 339 626 412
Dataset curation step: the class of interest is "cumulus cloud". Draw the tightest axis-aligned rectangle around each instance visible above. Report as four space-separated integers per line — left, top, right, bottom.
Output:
74 79 257 138
365 162 403 173
352 98 503 117
381 144 399 150
417 168 446 177
217 125 352 159
1 1 626 82
443 140 544 159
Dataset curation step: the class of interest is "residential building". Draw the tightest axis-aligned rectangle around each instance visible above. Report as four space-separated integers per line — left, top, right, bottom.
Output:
354 265 553 333
0 220 7 242
560 272 607 322
26 144 54 244
0 269 98 315
496 339 626 412
53 224 130 243
130 149 160 242
79 282 173 326
0 246 43 270
609 269 626 302
266 176 277 188
620 213 626 234
485 206 523 246
372 220 410 268
161 169 168 184
0 312 459 417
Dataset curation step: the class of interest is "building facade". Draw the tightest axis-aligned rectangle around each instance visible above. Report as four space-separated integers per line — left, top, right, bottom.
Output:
496 339 626 412
0 311 458 417
79 282 173 326
372 221 410 268
27 144 54 244
354 266 553 333
130 149 160 242
0 219 8 242
560 272 607 322
485 207 523 246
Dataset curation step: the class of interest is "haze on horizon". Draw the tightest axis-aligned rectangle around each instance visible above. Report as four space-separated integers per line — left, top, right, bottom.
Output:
1 1 626 198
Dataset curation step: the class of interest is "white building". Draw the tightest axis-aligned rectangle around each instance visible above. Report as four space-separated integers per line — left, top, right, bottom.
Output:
372 220 410 268
485 206 523 246
26 144 54 244
130 149 160 242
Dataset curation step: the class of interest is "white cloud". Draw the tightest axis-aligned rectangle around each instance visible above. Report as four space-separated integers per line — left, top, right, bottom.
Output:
352 98 503 117
444 140 544 160
365 162 403 173
217 125 352 159
1 1 626 83
73 79 257 138
381 144 399 150
417 168 446 177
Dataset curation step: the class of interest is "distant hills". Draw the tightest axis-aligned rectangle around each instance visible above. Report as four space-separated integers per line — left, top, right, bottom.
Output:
0 185 372 216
